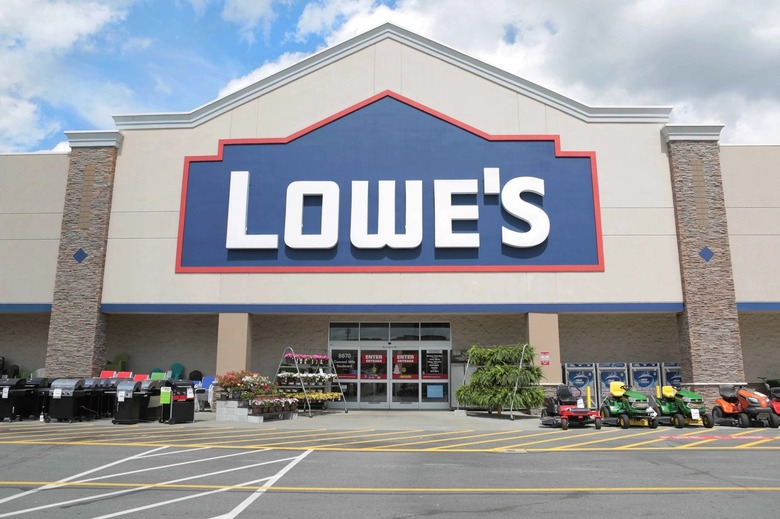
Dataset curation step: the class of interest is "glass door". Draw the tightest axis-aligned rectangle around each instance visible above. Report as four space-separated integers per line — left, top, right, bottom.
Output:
329 322 452 410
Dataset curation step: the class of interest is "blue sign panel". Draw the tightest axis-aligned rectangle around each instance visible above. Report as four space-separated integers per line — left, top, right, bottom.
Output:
177 91 603 273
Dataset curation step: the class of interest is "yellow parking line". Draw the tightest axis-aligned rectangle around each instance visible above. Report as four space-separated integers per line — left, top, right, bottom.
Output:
249 429 428 448
617 427 705 449
498 429 610 450
192 428 376 447
362 430 480 450
430 430 564 451
678 427 759 449
549 428 661 450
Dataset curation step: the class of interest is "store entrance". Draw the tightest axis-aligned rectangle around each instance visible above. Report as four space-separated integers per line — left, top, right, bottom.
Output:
328 322 451 410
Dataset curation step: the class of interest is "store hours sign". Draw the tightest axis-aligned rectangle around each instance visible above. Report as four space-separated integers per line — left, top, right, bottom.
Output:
177 91 603 273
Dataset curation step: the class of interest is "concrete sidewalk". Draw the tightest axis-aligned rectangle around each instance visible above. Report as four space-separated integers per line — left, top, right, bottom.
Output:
191 408 540 431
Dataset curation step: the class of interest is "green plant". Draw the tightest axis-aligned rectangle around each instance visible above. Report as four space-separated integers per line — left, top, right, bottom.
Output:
456 343 545 411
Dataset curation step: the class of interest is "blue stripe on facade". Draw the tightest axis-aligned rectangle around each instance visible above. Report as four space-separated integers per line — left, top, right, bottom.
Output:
736 302 780 312
99 302 685 314
0 304 52 313
8 302 780 314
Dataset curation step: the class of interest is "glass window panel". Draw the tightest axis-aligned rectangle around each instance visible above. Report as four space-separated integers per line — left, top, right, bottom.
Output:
360 350 387 380
390 322 419 341
422 383 449 403
420 322 450 341
360 383 387 403
392 350 419 379
392 382 419 403
329 323 359 341
338 382 358 402
421 350 448 379
359 323 389 341
331 349 358 380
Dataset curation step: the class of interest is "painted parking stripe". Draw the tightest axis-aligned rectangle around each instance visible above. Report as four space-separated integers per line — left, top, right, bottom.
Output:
677 428 762 449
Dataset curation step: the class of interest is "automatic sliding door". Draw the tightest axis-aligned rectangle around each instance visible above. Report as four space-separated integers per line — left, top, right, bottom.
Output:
360 350 388 408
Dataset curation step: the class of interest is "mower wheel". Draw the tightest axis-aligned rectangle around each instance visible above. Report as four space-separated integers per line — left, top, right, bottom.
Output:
712 406 723 420
594 417 602 430
600 406 611 419
769 413 780 429
561 418 569 430
702 413 714 428
738 413 750 428
673 413 686 429
649 416 659 429
618 414 630 429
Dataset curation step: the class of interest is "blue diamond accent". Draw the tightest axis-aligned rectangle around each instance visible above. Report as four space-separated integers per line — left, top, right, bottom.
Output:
73 248 88 263
699 246 715 262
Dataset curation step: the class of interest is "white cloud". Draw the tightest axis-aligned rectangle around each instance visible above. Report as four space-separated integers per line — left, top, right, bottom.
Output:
221 0 276 44
218 51 309 98
282 0 780 144
0 0 129 151
0 95 59 153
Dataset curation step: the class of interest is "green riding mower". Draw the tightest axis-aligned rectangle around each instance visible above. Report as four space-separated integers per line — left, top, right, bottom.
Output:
650 385 714 428
600 381 659 429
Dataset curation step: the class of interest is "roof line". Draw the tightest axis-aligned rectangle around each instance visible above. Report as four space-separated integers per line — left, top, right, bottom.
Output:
113 22 673 131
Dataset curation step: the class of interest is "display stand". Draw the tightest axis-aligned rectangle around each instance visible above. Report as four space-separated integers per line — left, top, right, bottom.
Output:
275 346 348 417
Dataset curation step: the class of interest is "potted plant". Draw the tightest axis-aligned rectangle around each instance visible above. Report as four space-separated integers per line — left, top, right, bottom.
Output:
455 343 544 413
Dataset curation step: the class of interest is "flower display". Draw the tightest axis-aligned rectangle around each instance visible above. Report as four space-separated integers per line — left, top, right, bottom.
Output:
216 370 276 400
283 353 330 365
276 371 338 385
292 391 343 402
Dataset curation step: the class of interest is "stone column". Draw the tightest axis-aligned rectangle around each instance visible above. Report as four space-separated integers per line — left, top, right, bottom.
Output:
663 125 744 400
45 131 122 377
216 313 252 375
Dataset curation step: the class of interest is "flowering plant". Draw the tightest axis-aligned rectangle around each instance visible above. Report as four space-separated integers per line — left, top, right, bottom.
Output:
216 370 276 400
283 353 330 365
293 391 343 402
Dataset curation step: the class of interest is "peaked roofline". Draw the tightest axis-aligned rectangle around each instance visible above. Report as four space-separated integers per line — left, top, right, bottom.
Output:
113 23 672 131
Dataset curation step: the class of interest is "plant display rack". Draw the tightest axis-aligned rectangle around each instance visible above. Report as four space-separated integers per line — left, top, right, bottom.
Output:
275 346 348 417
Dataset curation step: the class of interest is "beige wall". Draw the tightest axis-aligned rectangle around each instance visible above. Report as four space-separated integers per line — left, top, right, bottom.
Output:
0 153 68 304
101 39 682 308
721 145 780 303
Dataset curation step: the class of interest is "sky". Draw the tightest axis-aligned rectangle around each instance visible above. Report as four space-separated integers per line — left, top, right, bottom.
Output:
2 0 780 153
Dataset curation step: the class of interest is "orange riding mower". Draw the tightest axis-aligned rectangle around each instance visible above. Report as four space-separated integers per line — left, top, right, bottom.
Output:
711 384 780 428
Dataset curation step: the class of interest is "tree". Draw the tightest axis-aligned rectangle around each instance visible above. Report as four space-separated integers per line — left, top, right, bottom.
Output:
456 343 545 412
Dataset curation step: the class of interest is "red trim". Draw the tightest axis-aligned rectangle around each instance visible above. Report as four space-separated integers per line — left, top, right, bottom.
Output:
177 90 604 274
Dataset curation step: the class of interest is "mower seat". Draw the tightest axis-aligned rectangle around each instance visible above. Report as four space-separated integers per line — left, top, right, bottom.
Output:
769 387 780 399
661 386 677 399
609 381 626 397
719 384 738 402
556 385 581 404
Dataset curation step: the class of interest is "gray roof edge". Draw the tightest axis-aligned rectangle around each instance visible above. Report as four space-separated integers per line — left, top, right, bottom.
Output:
113 23 673 130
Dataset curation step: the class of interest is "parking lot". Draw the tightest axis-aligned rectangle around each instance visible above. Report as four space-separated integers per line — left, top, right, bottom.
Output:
0 412 778 518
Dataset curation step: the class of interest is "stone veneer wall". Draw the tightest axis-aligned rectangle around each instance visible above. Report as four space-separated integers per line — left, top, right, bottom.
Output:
45 146 117 377
666 139 744 395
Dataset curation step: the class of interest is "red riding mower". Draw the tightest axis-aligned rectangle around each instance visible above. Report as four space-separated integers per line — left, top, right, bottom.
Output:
540 385 602 430
758 377 780 416
712 384 780 428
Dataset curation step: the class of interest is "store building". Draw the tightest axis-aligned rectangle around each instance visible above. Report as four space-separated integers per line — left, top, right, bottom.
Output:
1 24 779 408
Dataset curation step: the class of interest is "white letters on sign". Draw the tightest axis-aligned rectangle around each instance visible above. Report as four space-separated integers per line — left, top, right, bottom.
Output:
225 167 550 251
